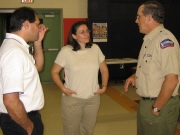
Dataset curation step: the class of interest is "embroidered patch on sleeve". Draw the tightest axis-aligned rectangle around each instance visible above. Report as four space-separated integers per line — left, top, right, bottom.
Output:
160 39 174 49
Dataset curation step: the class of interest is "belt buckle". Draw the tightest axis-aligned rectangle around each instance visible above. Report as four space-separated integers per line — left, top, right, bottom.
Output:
150 97 156 100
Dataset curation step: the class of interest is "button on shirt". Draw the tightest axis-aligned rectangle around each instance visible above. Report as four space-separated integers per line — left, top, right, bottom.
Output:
135 24 180 97
0 33 44 113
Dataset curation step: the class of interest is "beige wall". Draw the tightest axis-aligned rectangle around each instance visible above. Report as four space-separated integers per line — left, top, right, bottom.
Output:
0 0 87 18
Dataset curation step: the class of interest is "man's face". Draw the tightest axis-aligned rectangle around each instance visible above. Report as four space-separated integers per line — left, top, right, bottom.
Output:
28 14 40 41
135 5 149 34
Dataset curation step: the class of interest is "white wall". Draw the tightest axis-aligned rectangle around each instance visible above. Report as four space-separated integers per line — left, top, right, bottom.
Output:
0 0 87 18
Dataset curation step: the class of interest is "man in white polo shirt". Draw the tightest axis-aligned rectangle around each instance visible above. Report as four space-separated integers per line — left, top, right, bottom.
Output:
0 7 48 135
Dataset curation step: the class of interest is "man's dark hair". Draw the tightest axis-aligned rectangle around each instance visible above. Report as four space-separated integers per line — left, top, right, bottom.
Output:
67 21 92 51
142 0 165 23
10 7 36 32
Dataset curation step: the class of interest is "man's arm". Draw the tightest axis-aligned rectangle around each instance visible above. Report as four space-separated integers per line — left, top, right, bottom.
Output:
33 41 44 71
3 93 33 135
33 24 48 71
152 73 179 115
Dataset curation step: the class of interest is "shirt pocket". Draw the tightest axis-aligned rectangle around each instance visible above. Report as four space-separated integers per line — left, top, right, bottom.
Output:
140 56 152 75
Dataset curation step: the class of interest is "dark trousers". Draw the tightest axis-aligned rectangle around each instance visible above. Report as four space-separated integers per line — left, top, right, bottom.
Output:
0 111 44 135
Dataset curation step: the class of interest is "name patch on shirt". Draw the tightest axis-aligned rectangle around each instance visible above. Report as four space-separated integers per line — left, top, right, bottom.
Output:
160 39 174 49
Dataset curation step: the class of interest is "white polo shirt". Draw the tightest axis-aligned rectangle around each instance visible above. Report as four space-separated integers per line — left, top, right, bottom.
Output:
0 33 44 113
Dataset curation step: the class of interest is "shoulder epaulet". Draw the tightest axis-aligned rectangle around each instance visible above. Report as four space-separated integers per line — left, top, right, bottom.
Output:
159 30 168 37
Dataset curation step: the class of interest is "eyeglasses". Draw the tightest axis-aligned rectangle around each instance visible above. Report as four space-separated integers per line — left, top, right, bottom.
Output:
76 30 91 35
136 14 145 19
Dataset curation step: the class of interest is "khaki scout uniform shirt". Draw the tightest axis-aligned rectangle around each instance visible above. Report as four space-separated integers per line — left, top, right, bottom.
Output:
136 24 180 97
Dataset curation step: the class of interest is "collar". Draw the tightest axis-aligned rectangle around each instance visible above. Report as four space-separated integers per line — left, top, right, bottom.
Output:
5 33 30 53
143 24 164 41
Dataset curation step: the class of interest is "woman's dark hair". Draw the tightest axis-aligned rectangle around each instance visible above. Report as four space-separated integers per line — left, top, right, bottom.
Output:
10 7 36 32
67 21 92 51
142 0 165 24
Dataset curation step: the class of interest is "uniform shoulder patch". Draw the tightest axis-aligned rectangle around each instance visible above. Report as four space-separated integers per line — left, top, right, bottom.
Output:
160 39 174 49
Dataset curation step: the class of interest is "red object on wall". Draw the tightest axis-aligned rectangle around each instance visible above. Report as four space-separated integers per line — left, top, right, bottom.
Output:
63 18 87 45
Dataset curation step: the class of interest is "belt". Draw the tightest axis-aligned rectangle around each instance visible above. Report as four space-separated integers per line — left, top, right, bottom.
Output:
142 97 157 100
28 110 38 115
1 110 38 115
142 96 175 100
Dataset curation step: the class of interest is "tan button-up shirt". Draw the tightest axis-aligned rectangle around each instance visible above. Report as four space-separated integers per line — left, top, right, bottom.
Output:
136 24 180 97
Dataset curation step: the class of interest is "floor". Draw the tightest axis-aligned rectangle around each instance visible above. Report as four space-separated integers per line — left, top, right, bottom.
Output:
41 82 139 135
0 81 179 135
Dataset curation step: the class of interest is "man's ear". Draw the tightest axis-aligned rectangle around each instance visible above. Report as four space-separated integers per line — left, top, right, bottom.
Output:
147 14 153 22
23 20 30 29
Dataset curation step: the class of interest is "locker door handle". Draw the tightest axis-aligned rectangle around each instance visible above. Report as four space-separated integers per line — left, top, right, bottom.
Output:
43 48 59 51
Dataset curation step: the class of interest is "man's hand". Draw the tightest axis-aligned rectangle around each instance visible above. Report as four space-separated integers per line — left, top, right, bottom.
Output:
37 24 48 42
23 118 34 135
124 74 136 92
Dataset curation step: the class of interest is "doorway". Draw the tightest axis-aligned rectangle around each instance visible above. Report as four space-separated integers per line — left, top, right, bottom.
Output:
0 8 63 82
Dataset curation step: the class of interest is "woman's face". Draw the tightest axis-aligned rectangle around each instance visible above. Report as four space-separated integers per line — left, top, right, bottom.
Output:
72 24 90 45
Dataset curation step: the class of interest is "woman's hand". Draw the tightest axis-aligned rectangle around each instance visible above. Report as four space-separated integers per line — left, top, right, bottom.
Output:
94 87 106 95
62 87 77 96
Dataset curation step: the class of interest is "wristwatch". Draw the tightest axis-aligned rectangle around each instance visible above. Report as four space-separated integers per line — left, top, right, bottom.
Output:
152 106 161 112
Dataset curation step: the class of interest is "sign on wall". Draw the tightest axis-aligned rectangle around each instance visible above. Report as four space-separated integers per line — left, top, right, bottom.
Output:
92 23 107 42
21 0 33 3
